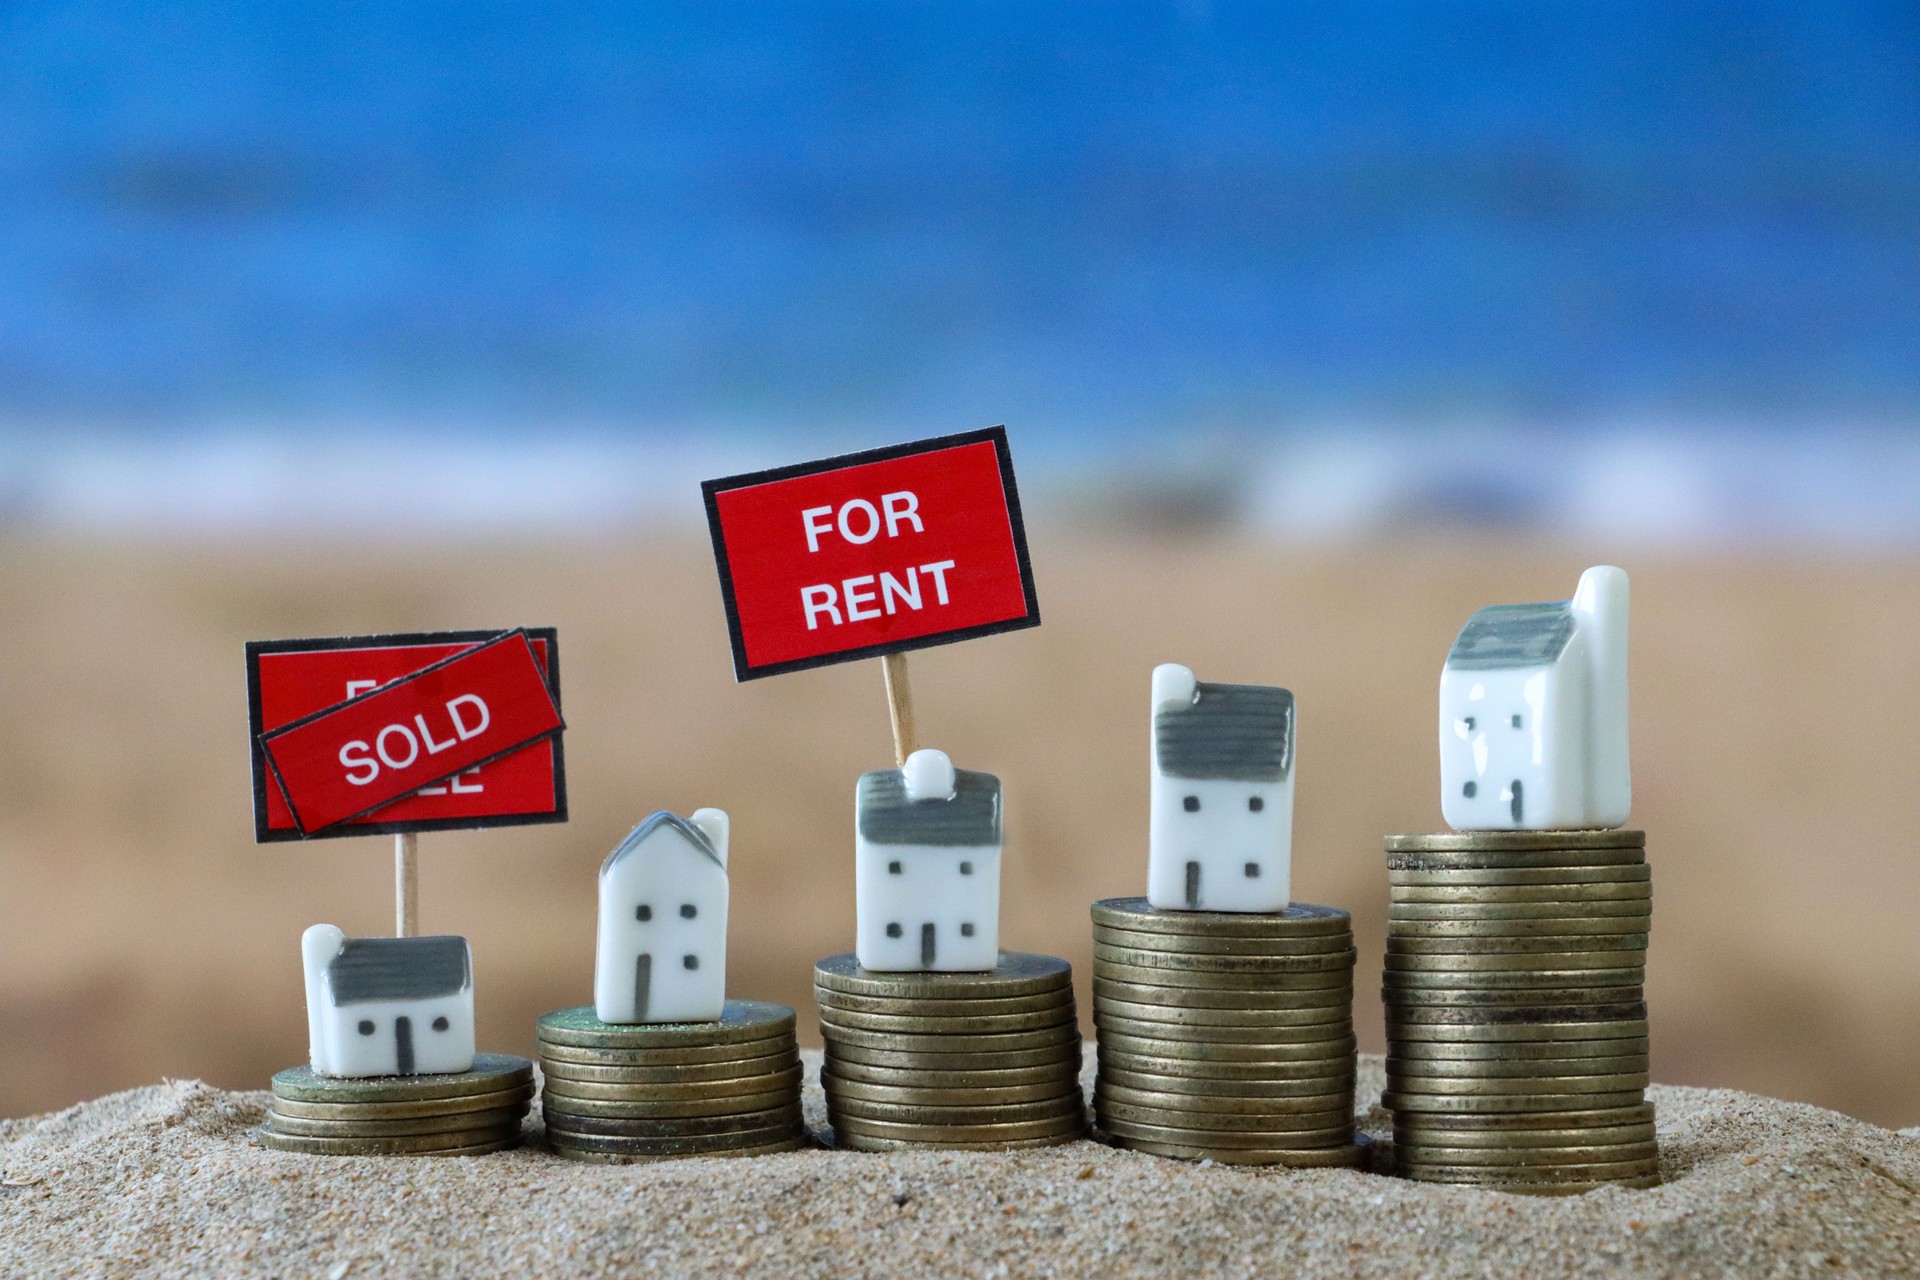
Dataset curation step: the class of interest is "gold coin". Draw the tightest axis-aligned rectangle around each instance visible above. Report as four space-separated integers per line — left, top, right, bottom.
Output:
1096 1030 1357 1064
543 1102 802 1136
1393 1140 1660 1167
830 1129 1080 1153
828 1114 1087 1144
541 1090 798 1121
824 1042 1081 1072
1111 1137 1368 1167
1390 865 1651 887
827 1094 1084 1125
1389 1037 1648 1061
1091 899 1351 937
1392 1122 1656 1148
546 1135 808 1164
1097 1066 1354 1100
536 1001 795 1049
819 1073 1080 1107
1387 934 1648 956
821 1058 1080 1090
256 1125 521 1156
1096 1082 1352 1116
268 1085 532 1121
1386 830 1645 854
1093 977 1353 1014
535 1034 796 1067
1386 849 1645 872
1383 988 1643 1009
1093 944 1356 978
1091 995 1354 1035
542 1123 805 1156
1384 952 1648 975
1383 1090 1648 1115
1391 1102 1655 1130
814 988 1075 1018
1093 1013 1355 1051
1093 963 1356 997
813 952 1073 1000
263 1105 526 1138
1381 968 1644 990
1385 1070 1651 1096
268 1054 534 1104
1387 1055 1649 1080
1096 1098 1351 1132
1388 900 1652 922
1388 1002 1646 1026
1096 1116 1354 1149
538 1065 800 1100
1387 916 1651 938
1097 1048 1354 1082
817 1019 1080 1054
1387 1019 1649 1044
1394 1156 1662 1182
537 1051 799 1086
813 1005 1078 1036
1092 925 1353 957
1391 883 1651 905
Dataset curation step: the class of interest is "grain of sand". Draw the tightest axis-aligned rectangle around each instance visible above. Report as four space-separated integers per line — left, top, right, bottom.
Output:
4 1051 1917 1279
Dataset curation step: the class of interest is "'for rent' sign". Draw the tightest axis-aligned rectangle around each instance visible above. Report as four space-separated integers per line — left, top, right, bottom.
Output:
701 427 1040 680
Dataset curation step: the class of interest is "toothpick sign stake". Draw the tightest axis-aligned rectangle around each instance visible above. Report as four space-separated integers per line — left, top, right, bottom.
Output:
882 651 918 766
396 832 419 937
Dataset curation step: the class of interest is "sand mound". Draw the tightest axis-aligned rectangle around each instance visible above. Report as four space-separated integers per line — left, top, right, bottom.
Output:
3 1052 1916 1279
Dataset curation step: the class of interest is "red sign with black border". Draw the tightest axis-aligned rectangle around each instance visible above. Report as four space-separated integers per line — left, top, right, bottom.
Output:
701 427 1040 680
247 628 567 842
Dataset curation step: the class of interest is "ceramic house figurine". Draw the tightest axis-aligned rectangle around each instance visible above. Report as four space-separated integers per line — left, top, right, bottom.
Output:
301 925 476 1077
594 809 730 1024
1439 565 1631 831
1147 664 1296 913
855 749 1001 972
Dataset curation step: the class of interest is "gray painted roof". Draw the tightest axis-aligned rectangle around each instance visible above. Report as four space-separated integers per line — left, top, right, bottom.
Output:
326 936 470 1004
857 767 1001 847
1154 681 1294 781
601 811 724 876
1447 601 1576 670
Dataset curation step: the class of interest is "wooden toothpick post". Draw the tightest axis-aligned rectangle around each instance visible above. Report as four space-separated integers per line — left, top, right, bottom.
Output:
881 651 918 767
395 833 419 937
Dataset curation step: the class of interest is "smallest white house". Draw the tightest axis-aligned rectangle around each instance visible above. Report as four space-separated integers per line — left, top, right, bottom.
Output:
855 749 1001 972
302 925 476 1078
1148 664 1296 913
1438 565 1631 831
594 809 730 1024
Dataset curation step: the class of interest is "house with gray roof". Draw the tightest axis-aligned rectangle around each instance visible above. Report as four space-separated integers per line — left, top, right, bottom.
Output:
1438 565 1631 831
594 809 730 1024
301 924 475 1077
854 748 1002 972
1147 664 1297 913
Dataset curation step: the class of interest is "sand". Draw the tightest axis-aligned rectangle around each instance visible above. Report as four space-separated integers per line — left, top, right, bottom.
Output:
4 1052 1916 1279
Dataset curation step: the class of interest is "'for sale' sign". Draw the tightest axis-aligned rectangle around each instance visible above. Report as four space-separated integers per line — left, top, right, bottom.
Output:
247 628 567 841
702 427 1040 680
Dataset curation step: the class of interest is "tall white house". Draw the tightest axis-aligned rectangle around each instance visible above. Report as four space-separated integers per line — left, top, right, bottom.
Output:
1147 664 1296 913
855 749 1001 972
595 809 731 1024
1438 565 1631 831
301 925 476 1077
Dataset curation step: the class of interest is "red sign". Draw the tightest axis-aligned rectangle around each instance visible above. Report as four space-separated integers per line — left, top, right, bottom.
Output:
247 629 566 841
702 427 1040 679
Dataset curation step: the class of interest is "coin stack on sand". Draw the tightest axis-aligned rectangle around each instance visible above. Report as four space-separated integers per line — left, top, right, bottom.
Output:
815 952 1087 1151
536 1001 806 1163
1382 830 1659 1193
258 1053 534 1157
1089 898 1364 1167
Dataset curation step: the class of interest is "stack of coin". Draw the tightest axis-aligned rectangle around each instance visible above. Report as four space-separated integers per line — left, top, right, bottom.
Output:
536 1002 806 1163
258 1053 533 1157
816 952 1086 1151
1090 898 1363 1167
1383 830 1659 1194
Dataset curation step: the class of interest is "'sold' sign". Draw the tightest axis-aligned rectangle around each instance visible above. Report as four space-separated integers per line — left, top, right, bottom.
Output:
702 427 1039 680
248 629 567 841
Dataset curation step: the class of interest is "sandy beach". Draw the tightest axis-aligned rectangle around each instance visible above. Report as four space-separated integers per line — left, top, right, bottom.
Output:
3 1050 1916 1278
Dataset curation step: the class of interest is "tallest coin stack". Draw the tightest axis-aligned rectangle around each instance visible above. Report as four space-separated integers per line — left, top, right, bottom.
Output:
1381 829 1660 1194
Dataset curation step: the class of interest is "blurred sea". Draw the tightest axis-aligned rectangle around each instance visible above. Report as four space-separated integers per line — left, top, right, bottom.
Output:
0 1 1914 538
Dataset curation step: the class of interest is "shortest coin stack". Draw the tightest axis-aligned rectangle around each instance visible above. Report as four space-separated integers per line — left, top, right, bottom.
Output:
1091 898 1364 1168
536 1001 806 1163
259 1053 534 1157
816 952 1087 1151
